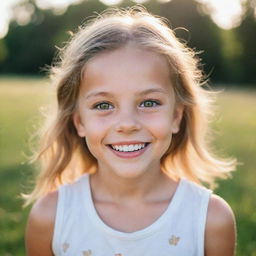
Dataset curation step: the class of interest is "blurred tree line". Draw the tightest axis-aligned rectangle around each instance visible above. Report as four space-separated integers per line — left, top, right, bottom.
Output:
0 0 255 84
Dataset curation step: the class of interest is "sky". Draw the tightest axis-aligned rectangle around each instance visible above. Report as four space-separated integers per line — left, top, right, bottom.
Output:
0 0 246 39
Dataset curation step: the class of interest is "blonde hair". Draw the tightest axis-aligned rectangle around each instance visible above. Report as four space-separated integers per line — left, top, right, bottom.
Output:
24 6 236 206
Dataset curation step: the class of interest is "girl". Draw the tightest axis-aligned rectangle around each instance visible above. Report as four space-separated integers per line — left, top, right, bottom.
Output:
25 6 237 256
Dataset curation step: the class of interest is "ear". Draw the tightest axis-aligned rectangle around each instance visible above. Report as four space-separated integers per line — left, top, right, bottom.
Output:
73 112 86 137
171 104 184 134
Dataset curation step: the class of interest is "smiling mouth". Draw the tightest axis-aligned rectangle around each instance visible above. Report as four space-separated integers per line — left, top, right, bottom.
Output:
108 143 150 152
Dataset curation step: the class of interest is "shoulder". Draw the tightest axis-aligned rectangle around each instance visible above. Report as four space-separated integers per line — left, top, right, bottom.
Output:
205 194 236 256
25 190 58 256
29 190 58 223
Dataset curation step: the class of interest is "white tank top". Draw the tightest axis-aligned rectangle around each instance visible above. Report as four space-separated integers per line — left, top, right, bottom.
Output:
52 174 211 256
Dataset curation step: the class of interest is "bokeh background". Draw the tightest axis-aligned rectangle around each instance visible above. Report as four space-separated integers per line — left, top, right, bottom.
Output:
0 0 255 255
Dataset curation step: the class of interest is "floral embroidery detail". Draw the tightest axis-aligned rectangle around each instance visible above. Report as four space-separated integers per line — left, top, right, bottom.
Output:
169 235 180 246
62 243 70 253
82 250 92 256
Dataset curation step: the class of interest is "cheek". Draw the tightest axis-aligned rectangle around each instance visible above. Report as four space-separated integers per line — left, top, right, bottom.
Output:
83 119 106 140
83 122 105 160
81 114 110 148
142 112 173 139
143 114 173 158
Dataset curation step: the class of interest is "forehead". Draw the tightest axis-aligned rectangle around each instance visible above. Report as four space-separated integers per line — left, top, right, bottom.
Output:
81 45 173 94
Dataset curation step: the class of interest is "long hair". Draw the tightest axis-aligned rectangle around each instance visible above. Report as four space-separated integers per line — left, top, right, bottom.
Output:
24 6 236 206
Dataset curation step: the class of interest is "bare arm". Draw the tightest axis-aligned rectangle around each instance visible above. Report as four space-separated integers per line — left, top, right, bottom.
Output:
205 194 236 256
25 191 58 256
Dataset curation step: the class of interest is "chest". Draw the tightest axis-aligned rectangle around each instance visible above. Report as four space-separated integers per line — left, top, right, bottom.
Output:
94 200 170 233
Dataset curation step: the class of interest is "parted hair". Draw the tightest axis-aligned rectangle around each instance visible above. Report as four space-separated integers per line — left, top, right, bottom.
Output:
24 6 236 206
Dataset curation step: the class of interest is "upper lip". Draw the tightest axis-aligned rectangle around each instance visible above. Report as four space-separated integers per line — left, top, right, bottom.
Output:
108 141 149 146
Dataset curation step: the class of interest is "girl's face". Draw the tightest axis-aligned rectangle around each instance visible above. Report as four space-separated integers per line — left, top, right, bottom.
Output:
73 45 183 179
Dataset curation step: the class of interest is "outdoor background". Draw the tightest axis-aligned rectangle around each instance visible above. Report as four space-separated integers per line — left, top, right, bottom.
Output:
0 0 255 255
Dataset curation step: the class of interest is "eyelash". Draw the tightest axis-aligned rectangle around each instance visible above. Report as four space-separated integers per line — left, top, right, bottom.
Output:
93 101 114 110
140 100 161 108
92 100 161 110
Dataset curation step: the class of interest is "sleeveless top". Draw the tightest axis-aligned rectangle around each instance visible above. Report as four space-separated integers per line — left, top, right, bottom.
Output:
52 174 212 256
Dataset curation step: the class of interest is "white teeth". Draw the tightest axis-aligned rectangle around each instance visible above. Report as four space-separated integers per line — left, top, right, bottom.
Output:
111 144 147 152
124 145 129 151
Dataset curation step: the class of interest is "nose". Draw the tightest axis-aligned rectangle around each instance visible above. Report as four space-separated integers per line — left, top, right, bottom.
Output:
114 109 141 133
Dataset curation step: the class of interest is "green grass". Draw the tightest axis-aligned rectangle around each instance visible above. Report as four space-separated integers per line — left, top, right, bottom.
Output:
0 77 53 256
0 77 256 255
213 88 256 255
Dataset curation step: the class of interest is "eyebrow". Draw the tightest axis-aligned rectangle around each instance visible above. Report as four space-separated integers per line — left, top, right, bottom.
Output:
139 88 167 95
85 91 113 100
85 88 167 100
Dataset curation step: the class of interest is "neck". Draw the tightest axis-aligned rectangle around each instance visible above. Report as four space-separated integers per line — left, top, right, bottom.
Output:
90 164 174 205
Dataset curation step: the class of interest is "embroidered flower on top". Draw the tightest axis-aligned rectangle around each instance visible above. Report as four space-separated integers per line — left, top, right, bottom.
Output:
62 242 70 253
82 249 92 256
169 235 180 246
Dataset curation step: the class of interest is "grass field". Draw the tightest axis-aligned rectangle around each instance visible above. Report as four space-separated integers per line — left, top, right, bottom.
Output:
0 77 256 255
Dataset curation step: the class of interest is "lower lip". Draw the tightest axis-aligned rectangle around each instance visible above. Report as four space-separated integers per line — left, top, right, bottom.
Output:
108 144 150 159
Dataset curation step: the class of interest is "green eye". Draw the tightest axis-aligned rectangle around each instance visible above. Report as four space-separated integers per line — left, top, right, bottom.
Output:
94 102 113 110
140 100 160 108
